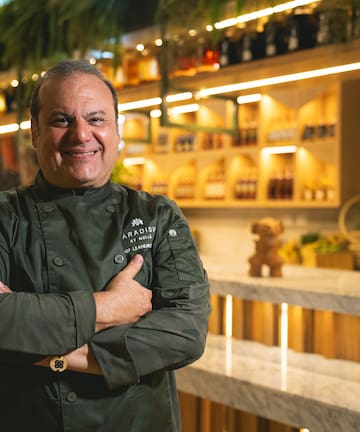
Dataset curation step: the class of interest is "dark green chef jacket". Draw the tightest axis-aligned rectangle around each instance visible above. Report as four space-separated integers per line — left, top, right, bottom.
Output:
0 172 210 432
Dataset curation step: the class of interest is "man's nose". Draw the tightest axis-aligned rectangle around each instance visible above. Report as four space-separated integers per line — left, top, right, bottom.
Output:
70 119 92 142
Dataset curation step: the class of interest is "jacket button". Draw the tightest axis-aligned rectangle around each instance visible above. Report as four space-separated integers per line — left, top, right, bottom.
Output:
169 229 177 237
114 254 125 264
106 205 116 213
66 392 77 402
43 205 55 213
53 257 64 266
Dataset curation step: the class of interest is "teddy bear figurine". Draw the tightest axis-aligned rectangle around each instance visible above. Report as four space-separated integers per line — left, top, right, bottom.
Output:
248 217 284 277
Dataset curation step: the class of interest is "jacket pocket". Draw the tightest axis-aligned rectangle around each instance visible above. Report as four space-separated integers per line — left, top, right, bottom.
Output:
166 223 204 283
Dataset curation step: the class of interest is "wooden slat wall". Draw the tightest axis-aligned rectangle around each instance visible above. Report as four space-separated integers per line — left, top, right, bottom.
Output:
179 294 360 431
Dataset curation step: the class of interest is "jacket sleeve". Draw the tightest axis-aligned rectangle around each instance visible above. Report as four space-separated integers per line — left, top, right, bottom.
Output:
90 203 211 390
0 290 96 362
0 197 96 363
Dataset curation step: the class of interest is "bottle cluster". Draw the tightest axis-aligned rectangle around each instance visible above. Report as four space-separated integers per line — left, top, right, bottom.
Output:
302 181 335 202
174 178 196 199
94 4 360 90
204 170 226 200
267 170 294 200
150 180 168 196
175 133 196 152
234 171 257 200
233 122 258 147
301 123 336 140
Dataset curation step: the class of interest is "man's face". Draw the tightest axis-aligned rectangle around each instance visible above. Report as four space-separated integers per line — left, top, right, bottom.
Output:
32 72 120 189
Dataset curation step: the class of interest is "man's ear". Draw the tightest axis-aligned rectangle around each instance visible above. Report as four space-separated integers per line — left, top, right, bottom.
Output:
31 119 38 149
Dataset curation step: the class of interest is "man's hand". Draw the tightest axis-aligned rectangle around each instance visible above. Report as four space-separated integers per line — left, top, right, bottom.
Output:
94 254 152 331
0 282 12 293
0 255 152 330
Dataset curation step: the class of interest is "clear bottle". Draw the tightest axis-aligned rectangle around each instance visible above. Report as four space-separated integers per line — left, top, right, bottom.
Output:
138 44 160 83
287 7 318 52
218 29 239 67
122 48 140 86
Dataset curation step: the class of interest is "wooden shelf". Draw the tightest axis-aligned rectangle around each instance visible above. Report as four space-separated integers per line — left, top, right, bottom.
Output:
118 40 360 209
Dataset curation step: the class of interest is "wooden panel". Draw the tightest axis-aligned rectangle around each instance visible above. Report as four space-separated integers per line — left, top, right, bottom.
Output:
249 300 279 345
288 306 314 353
313 310 336 358
178 391 200 432
179 391 302 432
232 297 245 339
334 314 360 361
268 419 299 432
208 294 225 334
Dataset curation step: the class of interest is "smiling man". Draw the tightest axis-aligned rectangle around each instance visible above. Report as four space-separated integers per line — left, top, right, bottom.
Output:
31 62 120 189
0 60 210 432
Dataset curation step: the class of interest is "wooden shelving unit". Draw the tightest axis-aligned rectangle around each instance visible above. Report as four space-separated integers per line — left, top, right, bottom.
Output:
118 39 360 210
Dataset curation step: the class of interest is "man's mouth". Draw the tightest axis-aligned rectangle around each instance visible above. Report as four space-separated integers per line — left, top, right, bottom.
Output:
62 149 98 157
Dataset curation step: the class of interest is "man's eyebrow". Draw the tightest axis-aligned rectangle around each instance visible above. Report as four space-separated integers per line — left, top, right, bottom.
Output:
49 110 69 116
86 110 107 117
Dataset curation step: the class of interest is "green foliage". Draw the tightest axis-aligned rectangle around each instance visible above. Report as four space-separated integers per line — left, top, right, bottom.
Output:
110 160 131 185
0 0 152 125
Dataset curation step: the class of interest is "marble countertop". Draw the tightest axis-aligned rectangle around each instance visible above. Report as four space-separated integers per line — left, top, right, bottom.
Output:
176 333 360 431
202 258 360 316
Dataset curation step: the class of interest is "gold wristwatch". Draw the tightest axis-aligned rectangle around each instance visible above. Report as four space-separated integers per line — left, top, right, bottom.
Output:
49 355 68 372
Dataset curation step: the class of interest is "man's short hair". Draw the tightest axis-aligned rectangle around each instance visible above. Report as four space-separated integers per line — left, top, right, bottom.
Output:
30 59 119 123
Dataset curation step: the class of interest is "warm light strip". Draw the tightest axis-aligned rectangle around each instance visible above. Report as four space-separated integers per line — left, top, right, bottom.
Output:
225 294 233 337
280 302 288 391
199 62 360 97
168 103 199 115
20 120 31 130
0 120 31 135
236 7 274 25
263 145 297 154
225 295 233 374
237 93 262 104
273 0 317 13
215 18 238 29
123 157 145 166
280 302 288 355
120 91 262 114
118 97 162 111
150 103 200 118
215 0 320 29
150 109 162 118
0 123 19 134
166 92 193 103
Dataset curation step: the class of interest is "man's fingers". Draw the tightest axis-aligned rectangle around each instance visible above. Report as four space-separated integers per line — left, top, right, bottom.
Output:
0 282 12 293
120 254 144 279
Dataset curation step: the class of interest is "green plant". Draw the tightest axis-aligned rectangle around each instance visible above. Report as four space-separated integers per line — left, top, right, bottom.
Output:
0 0 159 148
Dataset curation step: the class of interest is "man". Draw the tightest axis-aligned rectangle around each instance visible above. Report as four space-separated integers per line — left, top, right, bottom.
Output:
0 59 210 431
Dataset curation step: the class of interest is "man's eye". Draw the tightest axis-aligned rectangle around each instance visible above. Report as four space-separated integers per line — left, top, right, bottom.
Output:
51 118 69 127
89 117 105 125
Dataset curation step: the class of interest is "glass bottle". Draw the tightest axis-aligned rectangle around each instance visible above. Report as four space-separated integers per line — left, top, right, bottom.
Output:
138 44 160 83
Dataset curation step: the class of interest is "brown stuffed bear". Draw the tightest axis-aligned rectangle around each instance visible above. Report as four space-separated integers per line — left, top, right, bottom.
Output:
248 217 284 277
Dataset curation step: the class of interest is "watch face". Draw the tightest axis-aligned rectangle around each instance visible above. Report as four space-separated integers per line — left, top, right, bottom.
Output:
49 356 68 372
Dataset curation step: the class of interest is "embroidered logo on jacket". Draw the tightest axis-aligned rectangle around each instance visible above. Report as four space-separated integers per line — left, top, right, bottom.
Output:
123 218 157 253
131 217 144 227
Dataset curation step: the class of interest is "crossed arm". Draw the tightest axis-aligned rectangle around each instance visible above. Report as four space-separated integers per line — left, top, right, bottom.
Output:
0 254 152 376
0 237 210 389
